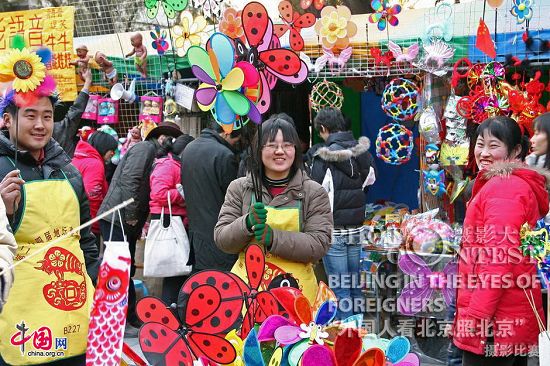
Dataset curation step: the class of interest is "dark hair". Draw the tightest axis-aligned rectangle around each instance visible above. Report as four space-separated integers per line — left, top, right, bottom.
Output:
2 95 58 118
534 112 550 170
314 108 345 133
211 121 242 138
172 134 194 156
267 113 295 127
252 118 303 176
475 116 529 161
88 131 118 157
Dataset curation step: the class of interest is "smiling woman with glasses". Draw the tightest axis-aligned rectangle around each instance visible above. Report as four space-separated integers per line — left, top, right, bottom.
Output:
214 117 333 302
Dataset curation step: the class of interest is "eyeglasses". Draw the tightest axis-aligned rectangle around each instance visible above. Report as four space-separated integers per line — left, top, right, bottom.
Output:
263 142 295 152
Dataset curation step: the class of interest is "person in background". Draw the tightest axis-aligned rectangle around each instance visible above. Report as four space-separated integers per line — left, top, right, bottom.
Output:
53 68 94 158
453 116 548 366
149 134 194 305
181 122 241 273
527 112 550 169
72 131 118 248
98 122 182 337
215 117 333 302
308 107 375 319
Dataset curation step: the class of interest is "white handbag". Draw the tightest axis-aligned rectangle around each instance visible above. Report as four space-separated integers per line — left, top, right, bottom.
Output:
144 192 192 277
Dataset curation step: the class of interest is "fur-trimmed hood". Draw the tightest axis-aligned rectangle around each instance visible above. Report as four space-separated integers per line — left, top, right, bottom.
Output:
314 136 371 162
482 161 550 189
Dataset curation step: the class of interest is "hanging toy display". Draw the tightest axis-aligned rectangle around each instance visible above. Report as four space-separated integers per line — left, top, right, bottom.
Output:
440 95 469 166
425 143 440 168
423 168 446 196
376 123 414 165
310 80 344 112
419 106 441 144
82 94 100 120
139 95 163 124
97 97 119 124
381 78 420 122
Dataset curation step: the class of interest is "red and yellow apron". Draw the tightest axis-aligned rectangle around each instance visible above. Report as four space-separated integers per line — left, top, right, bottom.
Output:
0 168 93 365
232 202 319 302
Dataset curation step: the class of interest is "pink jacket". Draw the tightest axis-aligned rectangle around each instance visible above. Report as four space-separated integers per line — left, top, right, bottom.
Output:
149 154 187 224
72 140 108 234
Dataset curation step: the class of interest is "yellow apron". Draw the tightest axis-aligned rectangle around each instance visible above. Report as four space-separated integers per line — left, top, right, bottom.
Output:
0 169 93 365
231 202 319 302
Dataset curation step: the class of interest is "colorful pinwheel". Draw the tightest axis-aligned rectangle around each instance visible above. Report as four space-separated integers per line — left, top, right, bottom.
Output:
187 33 260 131
369 0 401 31
511 0 533 24
150 25 169 55
144 0 188 19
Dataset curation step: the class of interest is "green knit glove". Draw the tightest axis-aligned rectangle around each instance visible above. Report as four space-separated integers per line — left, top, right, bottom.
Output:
253 223 273 248
246 202 267 230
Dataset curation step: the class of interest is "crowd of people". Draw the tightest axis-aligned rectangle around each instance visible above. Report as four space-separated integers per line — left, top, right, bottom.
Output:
0 69 550 365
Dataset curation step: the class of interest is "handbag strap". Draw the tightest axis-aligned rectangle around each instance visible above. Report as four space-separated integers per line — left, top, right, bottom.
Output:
167 191 173 218
109 210 127 241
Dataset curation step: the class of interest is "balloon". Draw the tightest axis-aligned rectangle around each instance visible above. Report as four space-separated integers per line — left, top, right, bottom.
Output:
487 0 505 8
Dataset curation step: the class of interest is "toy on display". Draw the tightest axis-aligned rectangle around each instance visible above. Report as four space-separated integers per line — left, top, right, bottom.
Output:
144 0 188 19
376 123 414 165
419 106 441 144
314 5 357 50
70 45 92 81
172 10 208 57
151 25 170 55
310 80 344 111
139 95 163 124
95 51 118 85
275 1 316 52
422 169 446 197
219 8 244 39
381 78 420 122
192 0 222 20
97 97 119 124
388 41 420 63
312 46 353 74
126 33 148 78
369 0 401 31
82 94 100 120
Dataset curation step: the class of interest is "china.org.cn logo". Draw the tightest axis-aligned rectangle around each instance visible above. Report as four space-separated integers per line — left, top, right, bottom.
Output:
10 321 67 357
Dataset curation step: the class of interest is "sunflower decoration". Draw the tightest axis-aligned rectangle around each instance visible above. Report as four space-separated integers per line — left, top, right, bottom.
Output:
314 5 357 50
0 35 56 112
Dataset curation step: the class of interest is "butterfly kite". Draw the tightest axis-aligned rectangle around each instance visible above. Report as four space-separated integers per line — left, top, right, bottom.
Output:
144 0 187 19
275 1 316 52
398 253 457 316
369 0 402 31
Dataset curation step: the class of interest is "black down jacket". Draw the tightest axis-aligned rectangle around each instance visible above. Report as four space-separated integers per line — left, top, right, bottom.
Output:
309 131 375 227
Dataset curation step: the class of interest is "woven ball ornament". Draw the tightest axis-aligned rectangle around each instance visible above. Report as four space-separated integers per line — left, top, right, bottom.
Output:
381 78 420 121
310 80 344 111
376 123 414 165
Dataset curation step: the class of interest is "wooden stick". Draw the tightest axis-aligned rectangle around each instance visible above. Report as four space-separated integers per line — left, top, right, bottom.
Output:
0 198 134 276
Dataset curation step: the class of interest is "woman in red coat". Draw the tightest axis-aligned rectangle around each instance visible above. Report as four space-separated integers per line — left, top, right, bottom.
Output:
149 133 194 304
72 131 118 245
453 116 549 365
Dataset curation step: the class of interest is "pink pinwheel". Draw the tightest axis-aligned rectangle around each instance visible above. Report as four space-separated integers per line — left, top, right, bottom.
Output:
398 253 457 316
187 32 260 131
369 0 401 31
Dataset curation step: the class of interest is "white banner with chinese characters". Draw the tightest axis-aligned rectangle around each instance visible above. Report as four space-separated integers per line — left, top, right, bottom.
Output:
0 6 76 102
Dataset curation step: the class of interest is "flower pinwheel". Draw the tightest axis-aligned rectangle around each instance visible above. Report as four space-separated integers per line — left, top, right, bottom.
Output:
314 5 358 49
369 0 402 31
220 8 244 39
172 10 208 57
144 0 188 19
187 32 260 131
0 47 46 93
150 25 169 55
511 0 533 24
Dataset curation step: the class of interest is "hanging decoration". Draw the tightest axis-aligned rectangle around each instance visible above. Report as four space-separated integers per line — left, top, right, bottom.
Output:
220 8 244 39
301 0 325 11
398 253 457 316
187 32 261 131
510 0 534 24
423 169 447 197
192 0 222 20
369 0 402 31
475 18 496 59
310 80 344 111
275 1 316 52
371 47 394 69
413 40 455 76
488 0 505 8
422 2 453 44
144 0 188 19
236 1 309 115
313 46 353 74
172 10 208 57
381 78 420 122
376 123 414 165
388 41 420 63
314 5 358 50
150 25 170 55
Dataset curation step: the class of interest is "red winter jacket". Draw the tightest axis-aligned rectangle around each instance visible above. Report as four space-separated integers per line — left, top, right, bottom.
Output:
72 140 108 234
149 154 187 226
453 162 549 356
